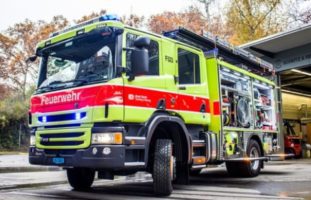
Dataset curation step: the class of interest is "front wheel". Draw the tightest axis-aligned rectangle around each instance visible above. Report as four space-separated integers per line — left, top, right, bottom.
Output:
153 139 175 196
67 168 95 190
226 139 262 177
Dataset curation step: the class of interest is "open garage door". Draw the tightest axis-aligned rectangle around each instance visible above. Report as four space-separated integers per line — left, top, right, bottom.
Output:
240 24 311 157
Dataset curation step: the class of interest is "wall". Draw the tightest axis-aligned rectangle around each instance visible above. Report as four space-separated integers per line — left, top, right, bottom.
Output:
282 93 311 120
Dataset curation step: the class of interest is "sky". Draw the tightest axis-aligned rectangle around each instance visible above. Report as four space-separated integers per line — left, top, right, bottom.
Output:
0 0 196 31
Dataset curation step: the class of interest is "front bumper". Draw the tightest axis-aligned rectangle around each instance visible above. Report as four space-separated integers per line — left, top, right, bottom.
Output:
29 145 127 170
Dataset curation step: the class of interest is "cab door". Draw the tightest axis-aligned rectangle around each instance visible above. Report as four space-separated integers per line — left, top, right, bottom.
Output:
122 30 167 123
175 45 210 125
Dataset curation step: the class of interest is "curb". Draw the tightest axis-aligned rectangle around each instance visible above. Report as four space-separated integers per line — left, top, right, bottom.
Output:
0 180 68 191
0 167 61 173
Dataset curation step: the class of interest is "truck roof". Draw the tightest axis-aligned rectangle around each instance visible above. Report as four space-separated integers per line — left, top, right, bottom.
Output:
36 15 124 51
36 14 275 78
163 28 275 77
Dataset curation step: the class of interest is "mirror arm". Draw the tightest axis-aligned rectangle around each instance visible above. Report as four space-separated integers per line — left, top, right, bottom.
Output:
26 55 37 63
122 47 135 52
116 65 134 81
128 73 135 81
116 66 130 74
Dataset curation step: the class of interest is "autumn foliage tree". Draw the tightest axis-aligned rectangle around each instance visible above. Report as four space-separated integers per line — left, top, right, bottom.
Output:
287 0 311 26
0 16 68 149
75 10 107 23
122 14 145 28
0 16 68 99
148 6 206 34
226 0 283 45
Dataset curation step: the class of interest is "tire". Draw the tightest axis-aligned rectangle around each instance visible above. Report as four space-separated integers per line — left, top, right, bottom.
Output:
285 148 295 159
67 168 95 190
226 139 262 177
295 150 302 159
189 169 201 176
153 139 175 196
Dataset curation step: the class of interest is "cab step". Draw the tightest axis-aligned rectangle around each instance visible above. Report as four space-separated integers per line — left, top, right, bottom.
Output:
192 140 206 148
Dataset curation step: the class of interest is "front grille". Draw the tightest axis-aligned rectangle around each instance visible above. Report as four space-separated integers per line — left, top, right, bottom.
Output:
44 124 81 129
41 141 84 146
37 129 90 149
41 132 84 138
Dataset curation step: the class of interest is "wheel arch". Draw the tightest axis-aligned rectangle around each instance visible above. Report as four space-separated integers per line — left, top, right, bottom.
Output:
144 114 192 170
248 134 264 157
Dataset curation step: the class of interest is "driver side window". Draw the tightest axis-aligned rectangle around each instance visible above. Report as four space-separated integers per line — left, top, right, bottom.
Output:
126 33 159 75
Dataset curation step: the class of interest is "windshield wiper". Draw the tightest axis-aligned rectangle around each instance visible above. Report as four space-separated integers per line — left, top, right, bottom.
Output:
36 77 98 94
36 85 53 94
49 80 63 86
49 79 87 88
66 79 88 86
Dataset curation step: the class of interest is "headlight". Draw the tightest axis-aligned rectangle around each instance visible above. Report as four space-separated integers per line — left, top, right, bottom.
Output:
30 135 36 146
92 132 122 144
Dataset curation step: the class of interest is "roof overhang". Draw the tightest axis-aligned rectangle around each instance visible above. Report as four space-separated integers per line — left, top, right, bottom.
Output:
240 24 311 97
240 24 311 58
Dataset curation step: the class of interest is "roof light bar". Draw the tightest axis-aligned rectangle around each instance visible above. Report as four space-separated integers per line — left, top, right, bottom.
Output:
51 14 120 37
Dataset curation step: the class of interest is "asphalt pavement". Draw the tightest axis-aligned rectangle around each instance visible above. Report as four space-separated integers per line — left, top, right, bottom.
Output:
0 154 311 199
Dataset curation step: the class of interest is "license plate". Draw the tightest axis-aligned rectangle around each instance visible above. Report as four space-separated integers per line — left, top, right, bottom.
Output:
52 157 64 165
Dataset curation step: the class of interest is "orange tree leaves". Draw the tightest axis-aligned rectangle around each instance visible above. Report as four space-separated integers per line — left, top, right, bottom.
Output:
75 10 107 23
0 16 68 98
122 14 145 28
226 0 283 45
148 6 206 35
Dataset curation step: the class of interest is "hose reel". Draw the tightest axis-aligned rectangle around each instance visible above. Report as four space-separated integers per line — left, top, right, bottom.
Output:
237 97 251 128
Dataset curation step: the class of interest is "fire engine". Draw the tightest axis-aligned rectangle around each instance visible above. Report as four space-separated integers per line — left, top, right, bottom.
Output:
28 14 284 195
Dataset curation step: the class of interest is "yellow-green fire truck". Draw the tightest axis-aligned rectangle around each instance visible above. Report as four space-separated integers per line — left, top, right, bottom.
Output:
28 14 283 196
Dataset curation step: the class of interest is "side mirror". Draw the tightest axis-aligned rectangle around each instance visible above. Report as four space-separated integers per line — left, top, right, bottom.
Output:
26 55 37 63
134 37 150 48
130 37 150 77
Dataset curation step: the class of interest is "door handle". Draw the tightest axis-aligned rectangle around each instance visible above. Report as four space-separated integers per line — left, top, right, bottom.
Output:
178 86 186 90
200 103 206 113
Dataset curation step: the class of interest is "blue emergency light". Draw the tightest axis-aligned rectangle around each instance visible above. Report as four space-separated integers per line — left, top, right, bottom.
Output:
38 112 86 123
98 14 120 22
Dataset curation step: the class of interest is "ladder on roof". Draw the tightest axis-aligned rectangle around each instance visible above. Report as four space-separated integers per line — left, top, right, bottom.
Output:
163 27 274 77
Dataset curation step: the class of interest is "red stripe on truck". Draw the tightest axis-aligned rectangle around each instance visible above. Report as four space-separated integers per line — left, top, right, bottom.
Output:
30 84 210 114
213 101 220 115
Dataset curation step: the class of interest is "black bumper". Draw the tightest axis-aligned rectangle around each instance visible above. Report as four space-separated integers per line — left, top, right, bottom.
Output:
29 145 128 170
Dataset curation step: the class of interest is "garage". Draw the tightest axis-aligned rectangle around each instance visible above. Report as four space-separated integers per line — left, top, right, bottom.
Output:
241 24 311 157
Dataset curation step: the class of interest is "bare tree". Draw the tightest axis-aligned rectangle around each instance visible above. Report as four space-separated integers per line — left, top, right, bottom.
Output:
197 0 216 21
287 0 311 26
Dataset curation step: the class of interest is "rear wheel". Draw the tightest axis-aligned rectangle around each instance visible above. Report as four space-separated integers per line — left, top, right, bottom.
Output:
153 139 175 196
189 169 201 176
226 139 262 177
285 148 297 159
67 168 95 190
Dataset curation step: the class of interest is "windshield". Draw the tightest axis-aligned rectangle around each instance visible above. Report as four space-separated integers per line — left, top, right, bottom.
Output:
36 29 119 93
